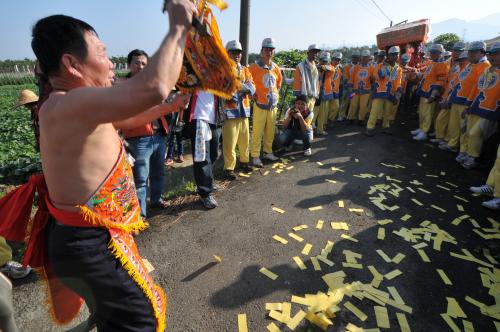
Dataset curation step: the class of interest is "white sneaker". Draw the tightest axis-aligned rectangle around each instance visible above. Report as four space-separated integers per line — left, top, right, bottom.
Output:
304 148 312 156
482 198 500 210
411 128 421 135
252 157 263 167
413 131 427 141
0 261 32 280
455 152 468 163
263 153 279 161
462 157 478 170
469 184 493 196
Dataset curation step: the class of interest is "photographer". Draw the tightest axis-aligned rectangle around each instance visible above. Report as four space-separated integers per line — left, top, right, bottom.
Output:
278 95 314 156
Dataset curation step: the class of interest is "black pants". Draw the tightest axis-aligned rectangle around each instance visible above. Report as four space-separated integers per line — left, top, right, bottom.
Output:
190 121 221 198
46 219 156 332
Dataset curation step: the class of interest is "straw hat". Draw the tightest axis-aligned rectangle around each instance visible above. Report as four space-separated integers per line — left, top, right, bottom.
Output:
13 89 39 109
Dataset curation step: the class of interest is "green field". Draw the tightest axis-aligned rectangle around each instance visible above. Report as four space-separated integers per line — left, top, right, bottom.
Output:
0 84 40 185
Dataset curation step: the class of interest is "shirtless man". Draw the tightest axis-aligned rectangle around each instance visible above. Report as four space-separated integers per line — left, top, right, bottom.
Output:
0 1 196 331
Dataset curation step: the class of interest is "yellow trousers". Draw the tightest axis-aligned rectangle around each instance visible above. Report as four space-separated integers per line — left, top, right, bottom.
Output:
447 103 468 149
306 98 316 114
251 105 277 157
418 97 437 133
389 100 400 121
313 100 330 132
339 92 349 118
461 114 497 157
0 237 12 266
367 98 391 129
223 117 250 170
328 99 340 121
487 145 500 198
347 93 370 121
435 108 450 140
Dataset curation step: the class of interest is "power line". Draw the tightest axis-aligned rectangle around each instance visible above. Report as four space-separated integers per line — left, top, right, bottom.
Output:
368 0 392 23
353 0 386 23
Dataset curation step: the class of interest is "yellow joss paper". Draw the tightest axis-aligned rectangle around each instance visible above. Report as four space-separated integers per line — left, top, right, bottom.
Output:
338 200 345 208
259 267 278 280
374 306 390 328
309 206 323 211
301 243 313 255
288 233 304 242
396 313 411 332
377 227 385 240
213 255 222 263
341 234 359 242
273 235 288 244
316 220 325 229
344 301 368 321
266 323 281 332
436 269 452 285
272 207 285 214
237 314 248 332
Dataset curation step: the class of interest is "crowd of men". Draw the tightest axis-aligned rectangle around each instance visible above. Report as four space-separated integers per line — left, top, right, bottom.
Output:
0 1 499 329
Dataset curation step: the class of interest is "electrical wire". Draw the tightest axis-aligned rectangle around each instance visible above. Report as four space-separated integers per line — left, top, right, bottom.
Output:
353 0 386 23
368 0 392 23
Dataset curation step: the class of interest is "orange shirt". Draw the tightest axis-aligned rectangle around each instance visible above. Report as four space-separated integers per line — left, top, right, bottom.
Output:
249 60 283 110
450 57 490 106
372 63 403 100
349 64 375 94
469 66 500 121
418 58 450 98
331 64 342 98
318 65 335 100
223 64 255 119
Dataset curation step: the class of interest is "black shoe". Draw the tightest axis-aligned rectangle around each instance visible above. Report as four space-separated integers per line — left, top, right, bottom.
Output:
202 195 218 209
364 129 375 137
224 170 237 181
382 127 393 135
239 162 252 173
358 120 364 126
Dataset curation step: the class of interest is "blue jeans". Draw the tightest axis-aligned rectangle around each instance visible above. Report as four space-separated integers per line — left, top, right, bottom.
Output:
166 131 184 159
127 133 167 218
277 128 313 150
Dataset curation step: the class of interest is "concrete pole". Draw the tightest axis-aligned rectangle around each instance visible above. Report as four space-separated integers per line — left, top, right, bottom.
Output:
239 0 250 65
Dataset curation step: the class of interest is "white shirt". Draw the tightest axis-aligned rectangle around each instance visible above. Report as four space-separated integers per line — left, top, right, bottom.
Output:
193 91 216 124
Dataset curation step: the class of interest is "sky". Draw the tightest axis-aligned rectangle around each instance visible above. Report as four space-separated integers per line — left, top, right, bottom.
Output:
1 0 499 60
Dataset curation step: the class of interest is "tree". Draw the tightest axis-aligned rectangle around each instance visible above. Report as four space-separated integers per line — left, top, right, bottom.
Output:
433 33 461 51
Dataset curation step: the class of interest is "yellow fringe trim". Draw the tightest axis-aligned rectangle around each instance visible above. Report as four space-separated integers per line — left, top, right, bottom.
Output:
108 239 167 332
77 205 149 234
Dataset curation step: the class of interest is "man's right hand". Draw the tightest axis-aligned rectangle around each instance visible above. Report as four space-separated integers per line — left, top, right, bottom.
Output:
165 0 197 31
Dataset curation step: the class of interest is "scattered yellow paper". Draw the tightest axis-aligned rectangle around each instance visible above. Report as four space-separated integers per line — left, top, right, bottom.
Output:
263 170 270 176
338 200 345 208
417 249 431 262
457 204 464 212
377 227 386 240
376 249 392 263
453 195 469 203
316 220 325 229
342 262 363 269
341 234 359 242
349 208 364 215
401 214 412 221
288 233 304 242
374 306 390 328
260 267 278 280
286 166 294 170
239 173 251 178
441 314 461 332
276 169 283 174
331 222 349 230
446 297 467 318
411 198 423 206
384 269 402 280
309 206 323 211
387 286 405 305
431 205 447 213
418 188 431 194
266 322 281 332
287 310 307 330
213 255 222 263
436 185 451 191
317 255 335 267
272 207 285 214
344 301 368 321
265 303 283 311
293 256 307 270
317 161 324 166
331 166 344 172
273 235 289 244
462 320 474 332
396 313 411 332
237 314 248 332
301 243 313 255
436 269 452 285
392 253 406 264
326 179 337 184
311 256 322 271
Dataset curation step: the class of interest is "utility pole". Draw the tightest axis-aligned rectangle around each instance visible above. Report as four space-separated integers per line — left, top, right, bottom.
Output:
239 0 250 65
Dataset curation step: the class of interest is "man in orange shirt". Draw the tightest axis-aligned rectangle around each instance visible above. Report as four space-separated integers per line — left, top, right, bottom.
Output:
338 50 360 121
347 49 375 125
314 51 335 135
327 52 343 125
249 38 283 167
412 43 450 141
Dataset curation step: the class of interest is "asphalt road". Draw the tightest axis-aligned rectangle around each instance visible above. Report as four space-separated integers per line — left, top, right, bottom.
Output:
11 109 500 332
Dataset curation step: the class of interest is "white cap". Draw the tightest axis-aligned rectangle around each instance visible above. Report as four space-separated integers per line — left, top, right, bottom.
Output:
430 44 445 53
332 52 343 60
444 51 452 57
361 49 371 57
388 46 400 54
226 40 242 52
352 49 361 57
308 44 321 52
319 51 331 62
458 51 468 59
468 41 487 52
261 37 276 49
